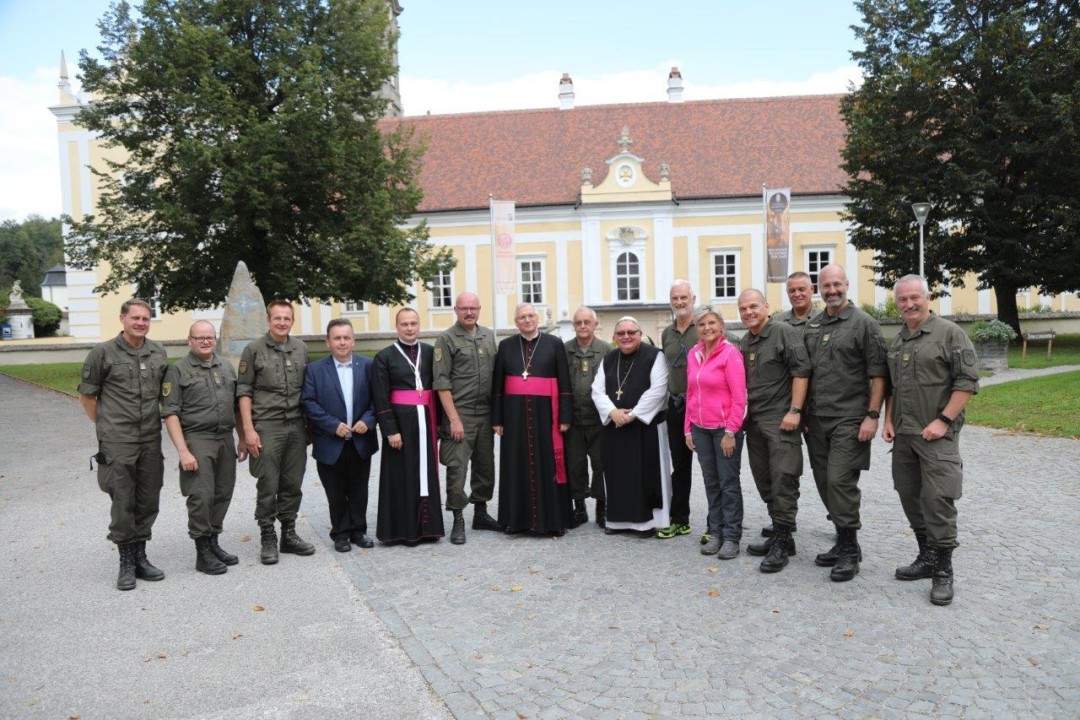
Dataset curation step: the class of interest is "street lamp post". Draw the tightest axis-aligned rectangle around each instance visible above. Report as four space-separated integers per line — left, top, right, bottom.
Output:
911 202 932 278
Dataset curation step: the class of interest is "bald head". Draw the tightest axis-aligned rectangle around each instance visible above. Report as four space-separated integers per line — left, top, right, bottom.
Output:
453 292 481 331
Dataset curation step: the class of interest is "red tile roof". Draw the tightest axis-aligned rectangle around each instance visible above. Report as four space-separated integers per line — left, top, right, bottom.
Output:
381 94 849 213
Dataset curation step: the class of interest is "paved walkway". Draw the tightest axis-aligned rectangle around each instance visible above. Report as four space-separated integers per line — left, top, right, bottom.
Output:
2 373 1078 719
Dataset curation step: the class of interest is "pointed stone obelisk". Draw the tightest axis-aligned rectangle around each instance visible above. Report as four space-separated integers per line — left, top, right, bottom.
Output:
218 261 267 366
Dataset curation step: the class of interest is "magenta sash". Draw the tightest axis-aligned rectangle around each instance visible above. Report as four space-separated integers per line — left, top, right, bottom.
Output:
390 389 439 492
502 376 567 485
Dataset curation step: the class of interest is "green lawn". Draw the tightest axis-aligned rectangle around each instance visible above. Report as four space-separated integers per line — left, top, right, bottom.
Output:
967 370 1080 438
0 362 85 396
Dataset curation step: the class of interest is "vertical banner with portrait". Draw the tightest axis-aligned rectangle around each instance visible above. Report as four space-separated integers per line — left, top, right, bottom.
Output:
490 199 516 296
765 187 791 283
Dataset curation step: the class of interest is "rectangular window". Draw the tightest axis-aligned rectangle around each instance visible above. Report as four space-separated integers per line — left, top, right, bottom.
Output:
430 270 453 308
343 301 366 313
711 251 739 300
616 251 641 301
519 258 544 305
805 249 833 294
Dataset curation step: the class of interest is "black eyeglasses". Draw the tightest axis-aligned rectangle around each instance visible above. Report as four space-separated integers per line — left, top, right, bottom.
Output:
614 330 641 337
189 336 217 343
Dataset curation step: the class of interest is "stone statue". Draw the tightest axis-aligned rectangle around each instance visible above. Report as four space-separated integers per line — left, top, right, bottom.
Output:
8 281 27 308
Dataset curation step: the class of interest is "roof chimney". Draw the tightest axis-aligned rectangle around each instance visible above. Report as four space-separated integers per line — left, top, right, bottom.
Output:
667 67 684 103
559 73 575 110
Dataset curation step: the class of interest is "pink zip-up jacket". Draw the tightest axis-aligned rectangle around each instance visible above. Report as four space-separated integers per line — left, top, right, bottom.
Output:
684 337 747 436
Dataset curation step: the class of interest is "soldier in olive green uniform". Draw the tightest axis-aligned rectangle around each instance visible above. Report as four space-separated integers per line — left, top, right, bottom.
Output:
433 292 500 544
737 290 811 573
563 307 612 527
162 321 244 576
775 271 816 333
803 265 888 582
883 275 978 606
658 281 698 540
237 300 314 564
78 299 169 591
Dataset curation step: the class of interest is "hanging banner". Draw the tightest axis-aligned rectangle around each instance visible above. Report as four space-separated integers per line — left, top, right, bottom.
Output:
765 187 792 283
491 199 516 295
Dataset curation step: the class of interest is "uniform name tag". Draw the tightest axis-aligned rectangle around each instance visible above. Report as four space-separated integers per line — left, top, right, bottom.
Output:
139 362 146 370
749 353 756 361
582 360 589 373
286 359 292 368
822 333 830 344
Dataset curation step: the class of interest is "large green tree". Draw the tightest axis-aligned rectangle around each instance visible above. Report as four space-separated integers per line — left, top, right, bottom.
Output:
841 0 1080 334
66 0 452 311
0 215 64 298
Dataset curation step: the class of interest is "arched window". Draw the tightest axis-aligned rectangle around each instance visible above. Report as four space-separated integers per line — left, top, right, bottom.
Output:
616 251 641 301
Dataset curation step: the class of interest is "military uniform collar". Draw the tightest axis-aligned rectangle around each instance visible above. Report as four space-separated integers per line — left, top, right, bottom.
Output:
451 321 486 337
262 332 293 349
185 350 219 369
899 312 938 339
817 301 855 324
113 332 151 356
748 319 773 340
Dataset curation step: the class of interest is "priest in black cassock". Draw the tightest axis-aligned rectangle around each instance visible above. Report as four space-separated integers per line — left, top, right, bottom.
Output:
492 303 574 535
591 316 672 535
372 308 444 545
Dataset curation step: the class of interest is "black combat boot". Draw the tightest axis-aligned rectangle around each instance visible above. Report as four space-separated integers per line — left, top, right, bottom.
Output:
133 541 165 581
450 509 466 545
930 546 954 606
208 533 239 566
279 520 316 555
195 536 227 575
117 543 137 591
573 498 588 526
260 525 279 565
472 502 502 531
830 528 861 582
759 525 796 573
595 498 606 529
895 531 934 581
747 533 799 561
815 525 861 567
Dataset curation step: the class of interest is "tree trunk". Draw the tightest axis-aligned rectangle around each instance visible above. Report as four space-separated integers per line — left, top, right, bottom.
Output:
992 283 1021 340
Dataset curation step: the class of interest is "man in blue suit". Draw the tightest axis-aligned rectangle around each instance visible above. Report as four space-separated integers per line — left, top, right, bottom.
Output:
302 319 379 552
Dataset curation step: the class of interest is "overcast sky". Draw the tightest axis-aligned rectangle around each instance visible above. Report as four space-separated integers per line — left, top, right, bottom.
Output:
0 0 865 222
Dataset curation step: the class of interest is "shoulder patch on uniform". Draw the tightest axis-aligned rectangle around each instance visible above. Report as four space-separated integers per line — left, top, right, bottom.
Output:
238 360 248 374
161 381 172 397
434 346 443 363
962 349 976 366
82 369 90 378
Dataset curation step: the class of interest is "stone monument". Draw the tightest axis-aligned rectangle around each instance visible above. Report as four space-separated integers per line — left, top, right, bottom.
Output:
217 262 267 366
6 281 35 340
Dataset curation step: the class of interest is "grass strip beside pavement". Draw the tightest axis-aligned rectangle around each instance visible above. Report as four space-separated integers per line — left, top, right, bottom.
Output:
0 362 83 396
966 370 1080 438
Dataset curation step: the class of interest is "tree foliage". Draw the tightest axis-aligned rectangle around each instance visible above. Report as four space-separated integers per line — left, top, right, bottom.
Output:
0 216 63 298
66 0 453 311
841 0 1080 334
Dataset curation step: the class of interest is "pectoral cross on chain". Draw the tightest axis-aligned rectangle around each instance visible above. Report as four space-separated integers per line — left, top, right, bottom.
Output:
522 369 530 381
615 388 624 400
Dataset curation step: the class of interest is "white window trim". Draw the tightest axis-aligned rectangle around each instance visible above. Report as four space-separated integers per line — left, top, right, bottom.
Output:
518 256 546 306
430 269 454 309
342 301 367 315
614 250 643 302
803 245 835 299
605 225 648 305
709 248 742 302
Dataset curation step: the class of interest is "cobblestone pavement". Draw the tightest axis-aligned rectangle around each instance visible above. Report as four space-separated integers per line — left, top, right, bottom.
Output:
310 416 1080 719
2 373 1077 719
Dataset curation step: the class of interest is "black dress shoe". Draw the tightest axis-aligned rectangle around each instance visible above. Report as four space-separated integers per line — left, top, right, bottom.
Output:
350 533 375 549
333 538 352 553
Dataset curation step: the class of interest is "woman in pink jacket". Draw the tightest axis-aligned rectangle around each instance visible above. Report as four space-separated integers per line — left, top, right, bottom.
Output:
684 305 747 559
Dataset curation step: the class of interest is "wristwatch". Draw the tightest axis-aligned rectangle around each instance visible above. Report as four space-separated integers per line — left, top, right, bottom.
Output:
938 413 953 424
789 405 801 414
866 410 881 420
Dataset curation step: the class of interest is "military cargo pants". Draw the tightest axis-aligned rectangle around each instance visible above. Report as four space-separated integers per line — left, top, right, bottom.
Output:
440 413 495 510
892 433 962 549
564 423 604 502
805 415 871 530
96 438 164 544
746 418 802 527
179 434 237 538
249 418 307 527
